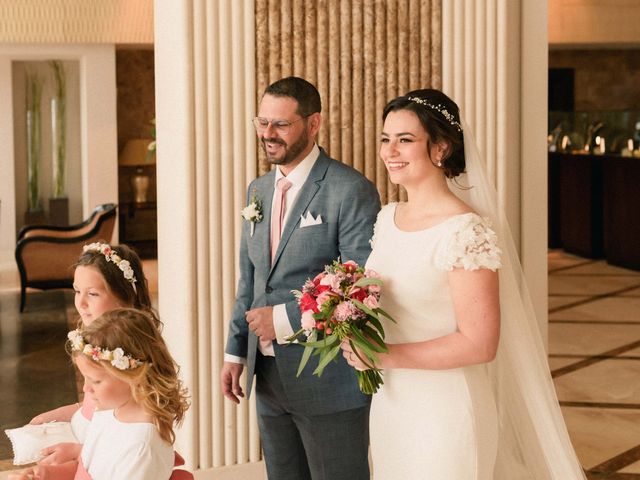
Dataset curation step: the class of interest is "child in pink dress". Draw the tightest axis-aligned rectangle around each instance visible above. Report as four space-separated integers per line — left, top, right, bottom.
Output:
11 308 190 480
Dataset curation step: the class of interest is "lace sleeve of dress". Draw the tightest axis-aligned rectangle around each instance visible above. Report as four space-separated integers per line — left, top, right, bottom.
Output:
436 214 502 271
369 202 396 249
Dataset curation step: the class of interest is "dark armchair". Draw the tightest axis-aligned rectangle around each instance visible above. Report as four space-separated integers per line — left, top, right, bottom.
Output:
15 203 117 312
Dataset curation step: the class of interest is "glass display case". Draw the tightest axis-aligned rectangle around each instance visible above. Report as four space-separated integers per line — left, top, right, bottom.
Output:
548 110 640 155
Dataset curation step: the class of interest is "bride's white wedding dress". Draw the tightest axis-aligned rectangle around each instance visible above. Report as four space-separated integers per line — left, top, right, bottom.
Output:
367 203 501 479
363 121 586 479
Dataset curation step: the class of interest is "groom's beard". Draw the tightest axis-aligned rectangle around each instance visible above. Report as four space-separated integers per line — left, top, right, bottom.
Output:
261 128 310 167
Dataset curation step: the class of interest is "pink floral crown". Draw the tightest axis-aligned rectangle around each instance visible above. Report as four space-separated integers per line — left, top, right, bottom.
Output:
68 329 145 370
406 96 463 132
83 242 137 293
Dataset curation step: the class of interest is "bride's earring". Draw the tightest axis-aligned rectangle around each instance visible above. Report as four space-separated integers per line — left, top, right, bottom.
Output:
436 160 442 167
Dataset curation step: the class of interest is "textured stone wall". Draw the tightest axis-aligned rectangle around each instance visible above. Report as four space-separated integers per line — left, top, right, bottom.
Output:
116 49 155 152
550 49 640 111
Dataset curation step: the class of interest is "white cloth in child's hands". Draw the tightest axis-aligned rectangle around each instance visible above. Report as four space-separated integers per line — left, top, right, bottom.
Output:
4 422 78 465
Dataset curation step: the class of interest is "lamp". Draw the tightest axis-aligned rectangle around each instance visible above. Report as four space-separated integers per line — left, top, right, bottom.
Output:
119 139 155 203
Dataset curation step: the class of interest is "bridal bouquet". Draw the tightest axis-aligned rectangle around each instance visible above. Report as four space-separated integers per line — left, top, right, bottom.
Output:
287 260 395 394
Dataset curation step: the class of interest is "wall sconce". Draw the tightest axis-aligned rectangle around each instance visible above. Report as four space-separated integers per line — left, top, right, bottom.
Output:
118 139 155 203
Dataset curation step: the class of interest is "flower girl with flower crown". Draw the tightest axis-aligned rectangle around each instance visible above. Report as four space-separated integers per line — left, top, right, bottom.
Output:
10 308 190 480
26 243 161 472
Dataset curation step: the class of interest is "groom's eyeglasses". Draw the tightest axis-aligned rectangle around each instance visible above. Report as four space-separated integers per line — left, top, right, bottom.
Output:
253 115 309 135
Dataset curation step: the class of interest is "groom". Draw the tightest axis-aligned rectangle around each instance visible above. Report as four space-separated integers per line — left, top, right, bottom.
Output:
221 76 380 480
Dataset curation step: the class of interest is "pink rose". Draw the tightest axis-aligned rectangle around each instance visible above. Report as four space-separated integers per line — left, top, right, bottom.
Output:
363 295 378 309
316 291 334 307
364 269 380 279
301 310 315 331
367 284 381 294
342 260 358 273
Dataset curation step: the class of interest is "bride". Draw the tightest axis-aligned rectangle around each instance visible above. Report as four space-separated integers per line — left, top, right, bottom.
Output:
340 89 586 479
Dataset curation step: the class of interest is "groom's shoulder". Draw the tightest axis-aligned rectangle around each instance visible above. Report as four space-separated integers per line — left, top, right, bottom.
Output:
250 170 274 188
322 152 375 187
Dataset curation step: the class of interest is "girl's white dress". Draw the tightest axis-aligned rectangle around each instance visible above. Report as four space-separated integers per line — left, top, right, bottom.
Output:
366 203 501 480
80 409 174 480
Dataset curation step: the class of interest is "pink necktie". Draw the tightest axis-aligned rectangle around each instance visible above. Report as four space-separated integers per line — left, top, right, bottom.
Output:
270 177 293 262
261 178 292 354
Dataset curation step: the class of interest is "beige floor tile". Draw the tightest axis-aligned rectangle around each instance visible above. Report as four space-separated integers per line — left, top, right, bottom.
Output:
548 275 640 296
623 347 640 357
561 260 640 276
620 286 640 297
548 295 590 310
549 356 585 370
549 296 640 322
0 266 20 294
620 458 640 473
548 251 590 272
554 359 640 404
549 323 640 356
561 406 640 470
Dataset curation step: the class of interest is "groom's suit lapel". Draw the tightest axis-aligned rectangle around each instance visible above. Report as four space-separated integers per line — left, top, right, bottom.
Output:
270 153 330 272
256 172 275 267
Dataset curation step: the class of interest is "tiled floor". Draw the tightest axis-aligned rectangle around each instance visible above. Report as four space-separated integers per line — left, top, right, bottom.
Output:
2 253 640 477
548 250 640 479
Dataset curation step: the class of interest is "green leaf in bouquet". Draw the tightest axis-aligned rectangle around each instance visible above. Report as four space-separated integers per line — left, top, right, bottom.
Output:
375 306 396 322
352 277 383 288
361 311 385 336
351 299 376 318
285 327 306 344
313 343 341 376
349 330 380 364
348 338 379 370
296 332 339 349
360 324 388 352
296 345 315 377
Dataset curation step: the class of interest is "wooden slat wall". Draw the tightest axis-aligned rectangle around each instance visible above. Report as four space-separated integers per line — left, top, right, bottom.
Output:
255 0 442 204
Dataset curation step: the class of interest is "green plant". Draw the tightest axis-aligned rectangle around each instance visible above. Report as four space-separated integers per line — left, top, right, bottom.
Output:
25 70 43 212
50 60 66 198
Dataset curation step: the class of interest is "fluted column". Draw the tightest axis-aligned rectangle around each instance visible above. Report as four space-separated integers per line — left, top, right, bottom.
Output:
155 0 261 475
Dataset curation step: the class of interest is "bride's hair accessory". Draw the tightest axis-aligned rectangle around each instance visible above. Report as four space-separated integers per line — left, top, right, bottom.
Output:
83 242 137 293
406 96 463 132
68 329 145 370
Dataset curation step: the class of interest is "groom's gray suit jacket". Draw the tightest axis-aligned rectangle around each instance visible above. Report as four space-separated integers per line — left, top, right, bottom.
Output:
225 149 381 415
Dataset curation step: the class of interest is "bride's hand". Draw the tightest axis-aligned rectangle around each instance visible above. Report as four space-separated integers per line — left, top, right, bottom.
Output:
340 340 369 371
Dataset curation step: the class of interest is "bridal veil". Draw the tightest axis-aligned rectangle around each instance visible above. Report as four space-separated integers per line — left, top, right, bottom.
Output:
452 120 587 479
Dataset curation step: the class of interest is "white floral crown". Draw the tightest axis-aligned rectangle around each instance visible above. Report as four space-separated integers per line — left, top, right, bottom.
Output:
83 242 137 293
68 329 145 370
406 96 463 132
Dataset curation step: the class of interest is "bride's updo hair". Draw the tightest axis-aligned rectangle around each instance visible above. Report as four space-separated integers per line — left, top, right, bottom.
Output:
382 89 465 178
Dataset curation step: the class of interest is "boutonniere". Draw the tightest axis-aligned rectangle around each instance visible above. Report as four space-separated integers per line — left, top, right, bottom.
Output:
241 190 263 237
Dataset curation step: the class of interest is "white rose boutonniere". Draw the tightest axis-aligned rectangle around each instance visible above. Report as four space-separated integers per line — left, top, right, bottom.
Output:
241 190 263 237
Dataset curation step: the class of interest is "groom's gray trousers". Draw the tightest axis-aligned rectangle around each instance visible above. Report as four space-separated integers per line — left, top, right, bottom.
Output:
255 353 370 480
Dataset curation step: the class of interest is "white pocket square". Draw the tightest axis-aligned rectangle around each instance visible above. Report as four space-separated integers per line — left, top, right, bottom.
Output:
300 211 323 228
